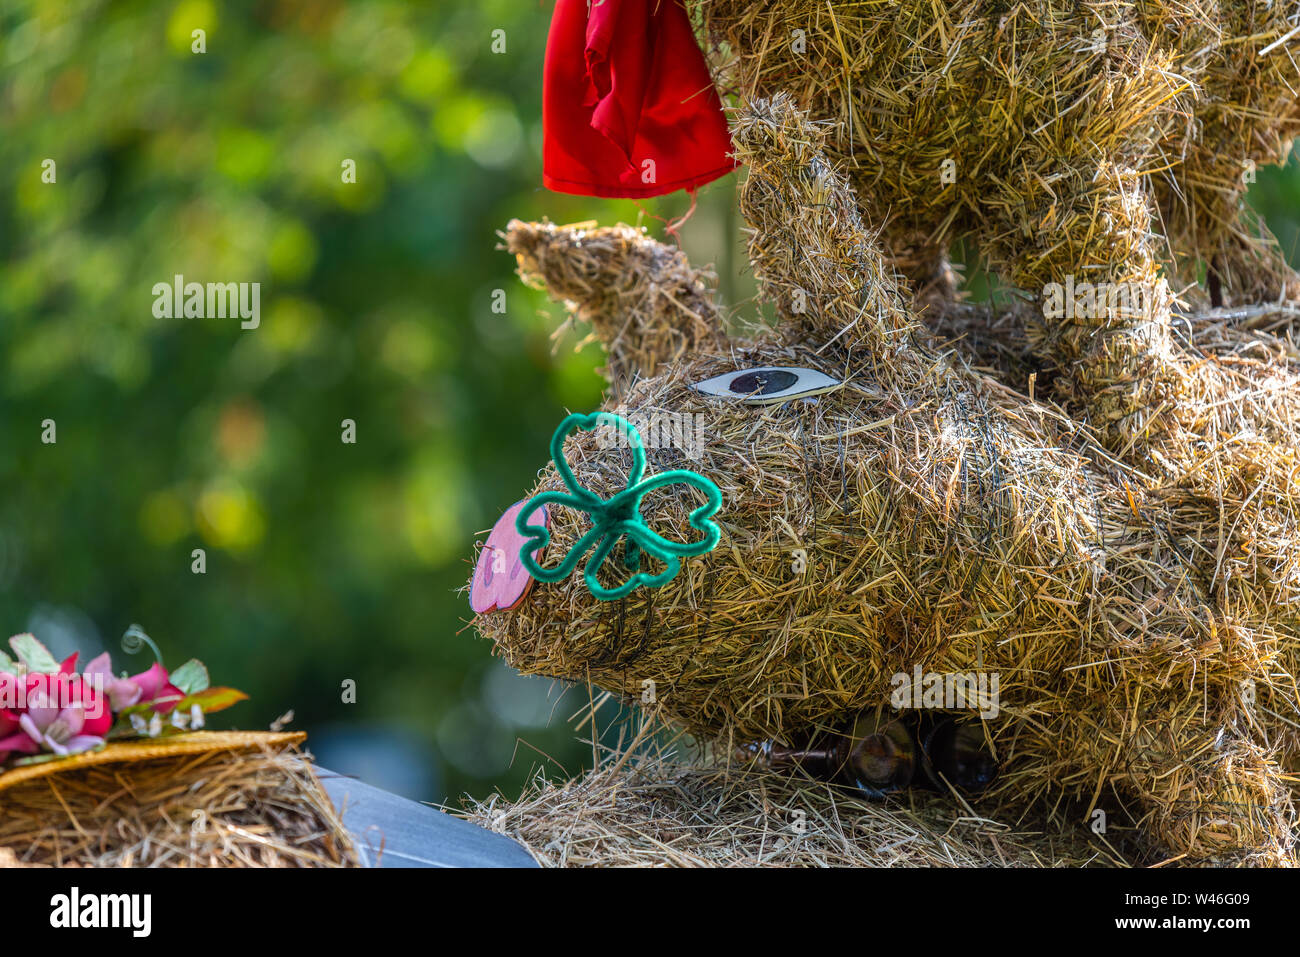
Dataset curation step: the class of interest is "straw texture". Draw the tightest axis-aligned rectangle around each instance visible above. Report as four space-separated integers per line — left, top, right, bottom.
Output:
696 0 1300 458
463 735 1132 867
0 731 357 867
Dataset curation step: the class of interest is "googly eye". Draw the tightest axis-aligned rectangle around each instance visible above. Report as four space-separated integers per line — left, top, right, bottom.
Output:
689 366 843 405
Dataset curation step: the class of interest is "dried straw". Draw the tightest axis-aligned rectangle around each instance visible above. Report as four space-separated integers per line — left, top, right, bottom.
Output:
0 732 357 867
1146 1 1300 305
462 733 1130 867
504 219 731 395
696 0 1300 452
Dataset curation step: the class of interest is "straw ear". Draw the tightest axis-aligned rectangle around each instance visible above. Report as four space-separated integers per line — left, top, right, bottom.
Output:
502 219 729 395
730 95 923 365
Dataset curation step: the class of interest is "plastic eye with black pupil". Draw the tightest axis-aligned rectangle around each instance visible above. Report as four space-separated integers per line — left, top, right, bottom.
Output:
728 370 798 395
689 366 843 405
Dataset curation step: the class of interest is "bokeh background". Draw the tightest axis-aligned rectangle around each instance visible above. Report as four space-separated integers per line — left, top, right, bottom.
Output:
2 0 1297 804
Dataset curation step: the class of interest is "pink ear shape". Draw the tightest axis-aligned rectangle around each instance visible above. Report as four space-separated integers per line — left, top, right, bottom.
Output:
470 500 549 615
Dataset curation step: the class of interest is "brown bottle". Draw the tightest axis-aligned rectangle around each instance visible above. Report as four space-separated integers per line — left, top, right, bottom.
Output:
743 712 915 798
919 717 998 793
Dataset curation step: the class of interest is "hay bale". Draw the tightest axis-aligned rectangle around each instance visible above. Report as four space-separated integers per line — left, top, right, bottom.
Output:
475 97 1300 864
0 732 357 867
1146 1 1300 304
462 739 1129 867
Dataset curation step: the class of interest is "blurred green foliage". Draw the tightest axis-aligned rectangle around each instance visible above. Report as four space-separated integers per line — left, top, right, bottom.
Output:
1 0 1295 803
0 0 741 802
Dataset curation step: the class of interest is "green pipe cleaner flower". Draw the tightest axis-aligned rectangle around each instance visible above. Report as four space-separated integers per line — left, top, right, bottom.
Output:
515 412 722 601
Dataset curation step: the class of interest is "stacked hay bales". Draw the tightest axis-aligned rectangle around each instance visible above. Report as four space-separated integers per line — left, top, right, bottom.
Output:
474 97 1300 864
0 732 357 867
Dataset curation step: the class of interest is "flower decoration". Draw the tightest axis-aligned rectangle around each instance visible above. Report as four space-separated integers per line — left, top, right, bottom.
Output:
0 629 246 769
516 412 722 601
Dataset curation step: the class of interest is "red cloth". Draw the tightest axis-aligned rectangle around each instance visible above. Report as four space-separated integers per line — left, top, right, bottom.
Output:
543 0 738 198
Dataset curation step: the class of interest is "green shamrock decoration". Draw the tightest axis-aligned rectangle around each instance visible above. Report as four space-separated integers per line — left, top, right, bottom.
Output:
515 412 722 601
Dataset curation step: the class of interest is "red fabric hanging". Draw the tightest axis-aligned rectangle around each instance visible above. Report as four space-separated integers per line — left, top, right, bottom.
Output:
542 0 738 199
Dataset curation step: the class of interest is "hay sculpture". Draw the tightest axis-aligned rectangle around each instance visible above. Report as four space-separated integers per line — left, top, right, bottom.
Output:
0 732 358 867
693 0 1300 298
474 94 1300 865
696 0 1300 466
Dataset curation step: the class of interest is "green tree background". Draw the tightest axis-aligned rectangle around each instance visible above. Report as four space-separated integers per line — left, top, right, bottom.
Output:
2 0 1296 803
